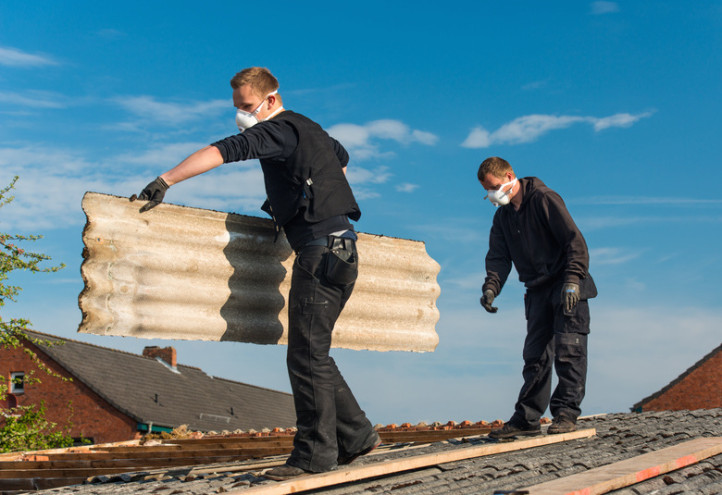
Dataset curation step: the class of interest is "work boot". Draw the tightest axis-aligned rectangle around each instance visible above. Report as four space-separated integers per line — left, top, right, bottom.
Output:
338 430 382 465
488 422 541 440
264 463 313 481
547 416 576 434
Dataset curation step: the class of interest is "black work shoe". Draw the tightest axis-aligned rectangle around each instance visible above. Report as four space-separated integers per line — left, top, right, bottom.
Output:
338 430 382 465
488 422 541 440
264 463 312 480
547 416 576 434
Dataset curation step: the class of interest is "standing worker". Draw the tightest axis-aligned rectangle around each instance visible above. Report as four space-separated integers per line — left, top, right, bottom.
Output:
132 67 380 479
477 157 597 439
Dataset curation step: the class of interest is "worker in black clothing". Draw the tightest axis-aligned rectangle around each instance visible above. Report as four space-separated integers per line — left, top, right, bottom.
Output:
132 67 380 479
477 156 597 439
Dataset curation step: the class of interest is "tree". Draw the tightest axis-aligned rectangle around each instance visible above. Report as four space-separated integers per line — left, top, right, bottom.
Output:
1 176 73 451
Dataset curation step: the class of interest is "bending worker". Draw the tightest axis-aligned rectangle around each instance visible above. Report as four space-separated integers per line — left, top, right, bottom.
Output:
478 156 597 439
132 67 380 480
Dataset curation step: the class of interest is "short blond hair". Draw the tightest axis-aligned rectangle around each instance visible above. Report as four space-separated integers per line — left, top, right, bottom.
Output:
230 67 279 98
478 156 514 181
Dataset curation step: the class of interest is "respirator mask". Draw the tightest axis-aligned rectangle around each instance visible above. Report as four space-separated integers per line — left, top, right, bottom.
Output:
485 177 518 207
235 90 280 132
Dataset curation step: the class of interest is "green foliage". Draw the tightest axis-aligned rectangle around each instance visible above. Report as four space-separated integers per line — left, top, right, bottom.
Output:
1 176 66 345
1 176 73 451
0 402 74 452
1 177 67 400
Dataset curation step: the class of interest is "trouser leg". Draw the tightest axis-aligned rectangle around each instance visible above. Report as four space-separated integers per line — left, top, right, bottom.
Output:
511 290 554 427
550 300 590 421
285 244 371 472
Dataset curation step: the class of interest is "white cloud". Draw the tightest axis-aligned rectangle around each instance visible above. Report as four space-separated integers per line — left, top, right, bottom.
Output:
346 166 391 186
0 46 59 67
462 111 654 148
589 247 643 265
113 96 229 125
0 90 68 109
522 80 549 91
590 1 620 15
461 127 491 148
115 142 210 167
395 183 419 193
575 195 722 206
591 112 654 131
0 145 268 231
327 119 438 161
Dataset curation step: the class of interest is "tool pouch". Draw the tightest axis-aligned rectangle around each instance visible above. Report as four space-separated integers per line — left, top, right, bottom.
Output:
325 237 358 286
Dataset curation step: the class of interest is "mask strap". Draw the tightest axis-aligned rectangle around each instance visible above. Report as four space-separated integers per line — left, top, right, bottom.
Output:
264 106 284 121
261 89 282 120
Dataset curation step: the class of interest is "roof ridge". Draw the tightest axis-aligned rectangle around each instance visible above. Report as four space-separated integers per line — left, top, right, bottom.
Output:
23 329 291 397
23 329 203 371
632 342 722 410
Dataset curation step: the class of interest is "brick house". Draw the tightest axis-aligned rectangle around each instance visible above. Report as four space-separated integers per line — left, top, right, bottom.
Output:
632 343 722 412
0 330 295 444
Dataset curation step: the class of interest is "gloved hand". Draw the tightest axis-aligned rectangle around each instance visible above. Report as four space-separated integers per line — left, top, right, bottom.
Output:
130 177 169 212
561 282 580 315
480 289 498 313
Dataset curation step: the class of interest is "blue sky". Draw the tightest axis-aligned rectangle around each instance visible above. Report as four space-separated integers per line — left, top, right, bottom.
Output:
1 1 721 425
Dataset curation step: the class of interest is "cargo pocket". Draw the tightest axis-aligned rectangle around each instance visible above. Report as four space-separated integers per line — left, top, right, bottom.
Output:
324 238 358 286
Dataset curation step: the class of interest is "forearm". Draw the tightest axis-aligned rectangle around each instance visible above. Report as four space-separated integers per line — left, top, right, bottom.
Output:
160 146 224 186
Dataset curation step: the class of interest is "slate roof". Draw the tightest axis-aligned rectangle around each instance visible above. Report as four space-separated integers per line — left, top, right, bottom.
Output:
23 331 296 432
632 342 722 412
29 408 722 494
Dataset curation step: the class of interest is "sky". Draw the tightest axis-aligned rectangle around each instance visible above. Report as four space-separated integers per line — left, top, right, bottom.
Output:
1 1 721 426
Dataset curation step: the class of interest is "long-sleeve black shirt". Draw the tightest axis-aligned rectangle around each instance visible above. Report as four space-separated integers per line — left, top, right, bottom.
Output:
483 177 590 296
211 114 353 250
211 118 349 168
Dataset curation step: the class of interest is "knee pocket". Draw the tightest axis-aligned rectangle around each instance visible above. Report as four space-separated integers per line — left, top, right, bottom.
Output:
555 333 587 358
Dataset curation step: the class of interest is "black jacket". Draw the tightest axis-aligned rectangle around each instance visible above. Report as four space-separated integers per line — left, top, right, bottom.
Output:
483 177 596 298
212 110 360 229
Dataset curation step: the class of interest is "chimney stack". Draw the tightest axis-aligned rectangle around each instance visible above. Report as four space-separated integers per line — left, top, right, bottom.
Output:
143 346 177 368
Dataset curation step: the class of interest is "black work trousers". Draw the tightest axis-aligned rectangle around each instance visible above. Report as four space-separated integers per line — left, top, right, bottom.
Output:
510 281 590 427
285 241 374 472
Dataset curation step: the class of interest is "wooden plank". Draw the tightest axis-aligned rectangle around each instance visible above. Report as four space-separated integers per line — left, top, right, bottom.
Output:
0 446 289 462
229 428 596 495
524 436 722 495
0 455 274 479
378 428 491 443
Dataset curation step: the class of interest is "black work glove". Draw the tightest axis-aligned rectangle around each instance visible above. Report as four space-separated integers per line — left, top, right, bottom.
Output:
480 289 498 314
130 177 169 212
562 282 580 315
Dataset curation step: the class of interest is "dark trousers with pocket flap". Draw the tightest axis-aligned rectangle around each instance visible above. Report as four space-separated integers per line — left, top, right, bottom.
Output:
510 280 590 427
285 239 374 472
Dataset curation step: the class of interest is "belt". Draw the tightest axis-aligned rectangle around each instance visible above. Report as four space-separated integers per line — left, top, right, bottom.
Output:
295 236 330 254
304 236 331 248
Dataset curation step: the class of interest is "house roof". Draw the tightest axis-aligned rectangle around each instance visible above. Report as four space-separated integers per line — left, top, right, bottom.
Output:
23 330 296 432
632 342 722 412
17 408 722 494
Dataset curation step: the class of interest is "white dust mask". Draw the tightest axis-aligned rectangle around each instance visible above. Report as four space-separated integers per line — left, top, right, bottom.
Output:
485 178 518 207
235 90 279 132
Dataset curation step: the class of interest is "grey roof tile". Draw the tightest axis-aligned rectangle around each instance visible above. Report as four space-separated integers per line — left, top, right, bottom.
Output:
24 330 295 432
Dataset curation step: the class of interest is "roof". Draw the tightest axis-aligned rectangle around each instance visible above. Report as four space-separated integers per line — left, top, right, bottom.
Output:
23 330 296 432
18 408 722 494
632 342 722 412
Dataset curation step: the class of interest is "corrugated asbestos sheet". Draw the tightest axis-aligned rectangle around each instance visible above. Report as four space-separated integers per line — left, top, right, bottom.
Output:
78 192 440 352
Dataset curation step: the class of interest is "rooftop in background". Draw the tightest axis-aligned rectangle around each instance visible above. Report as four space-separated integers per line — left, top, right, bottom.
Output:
632 342 722 412
20 330 296 433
